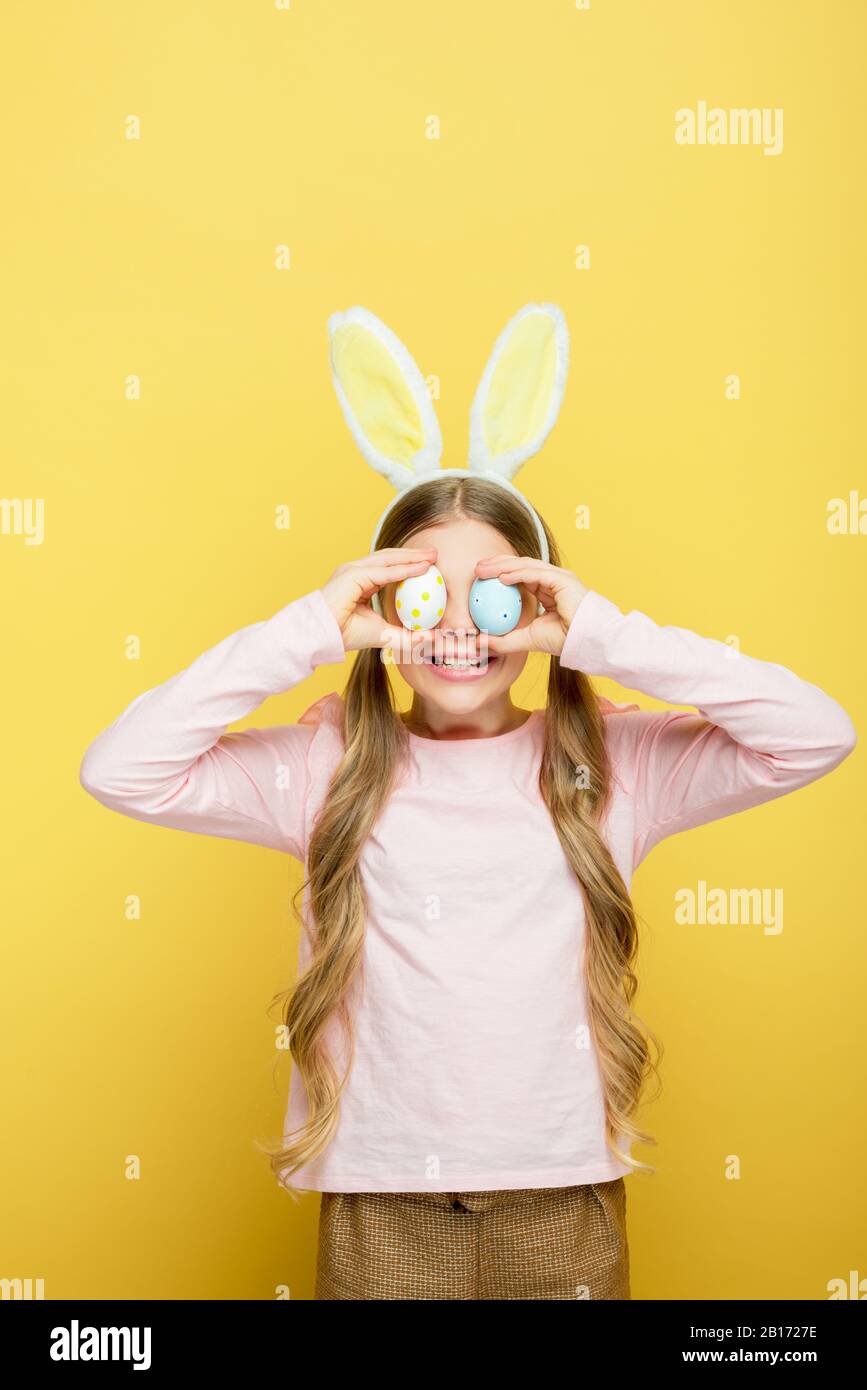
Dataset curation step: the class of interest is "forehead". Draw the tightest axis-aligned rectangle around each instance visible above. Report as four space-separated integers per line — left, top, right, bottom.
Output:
406 516 517 564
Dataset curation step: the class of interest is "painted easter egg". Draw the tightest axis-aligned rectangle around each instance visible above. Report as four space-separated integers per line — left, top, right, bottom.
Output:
469 576 522 635
394 564 447 631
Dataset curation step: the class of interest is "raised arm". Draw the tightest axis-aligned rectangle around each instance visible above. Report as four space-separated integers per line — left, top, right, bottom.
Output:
558 590 857 869
79 589 347 858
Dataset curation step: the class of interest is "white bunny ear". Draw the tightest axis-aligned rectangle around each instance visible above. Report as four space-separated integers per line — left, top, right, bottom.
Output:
468 302 569 480
328 306 442 491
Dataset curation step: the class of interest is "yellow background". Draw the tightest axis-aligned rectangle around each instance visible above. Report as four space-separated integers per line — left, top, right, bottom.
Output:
2 0 864 1300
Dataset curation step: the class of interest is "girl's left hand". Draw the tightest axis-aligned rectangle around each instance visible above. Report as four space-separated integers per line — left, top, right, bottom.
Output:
474 556 590 657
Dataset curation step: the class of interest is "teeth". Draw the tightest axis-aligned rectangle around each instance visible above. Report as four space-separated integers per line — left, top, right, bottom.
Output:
433 657 481 668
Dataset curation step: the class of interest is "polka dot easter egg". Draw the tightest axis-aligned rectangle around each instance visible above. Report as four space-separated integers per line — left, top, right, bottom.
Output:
394 564 446 630
469 576 522 635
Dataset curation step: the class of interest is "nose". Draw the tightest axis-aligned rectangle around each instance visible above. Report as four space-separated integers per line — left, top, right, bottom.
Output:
434 583 488 658
439 584 476 636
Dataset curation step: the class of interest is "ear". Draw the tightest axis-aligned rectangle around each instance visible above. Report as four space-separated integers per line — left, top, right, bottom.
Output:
468 302 569 480
328 306 443 491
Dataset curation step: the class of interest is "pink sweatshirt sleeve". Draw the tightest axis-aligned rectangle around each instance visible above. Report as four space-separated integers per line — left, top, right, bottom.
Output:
559 590 857 869
79 588 346 858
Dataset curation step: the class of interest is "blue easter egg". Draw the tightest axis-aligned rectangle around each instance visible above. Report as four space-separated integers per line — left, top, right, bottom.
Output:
469 576 522 635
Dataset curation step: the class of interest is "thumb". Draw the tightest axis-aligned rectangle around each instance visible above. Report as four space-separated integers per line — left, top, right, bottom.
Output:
484 627 534 656
486 612 563 657
375 620 432 655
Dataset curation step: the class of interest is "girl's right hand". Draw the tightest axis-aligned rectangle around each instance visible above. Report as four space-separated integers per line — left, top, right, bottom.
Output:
320 547 438 653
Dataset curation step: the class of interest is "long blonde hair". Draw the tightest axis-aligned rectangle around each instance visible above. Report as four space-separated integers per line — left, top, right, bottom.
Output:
264 476 662 1193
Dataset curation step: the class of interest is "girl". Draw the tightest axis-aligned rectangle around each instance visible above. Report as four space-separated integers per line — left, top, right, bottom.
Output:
79 307 856 1301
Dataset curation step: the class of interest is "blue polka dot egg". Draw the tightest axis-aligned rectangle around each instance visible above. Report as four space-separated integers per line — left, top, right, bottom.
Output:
469 576 522 634
394 564 446 630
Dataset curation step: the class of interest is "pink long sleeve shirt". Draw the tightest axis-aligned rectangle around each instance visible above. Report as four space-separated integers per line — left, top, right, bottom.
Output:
79 588 856 1192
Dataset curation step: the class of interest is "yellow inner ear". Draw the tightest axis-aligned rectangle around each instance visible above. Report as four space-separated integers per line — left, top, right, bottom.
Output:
332 322 425 462
483 312 557 457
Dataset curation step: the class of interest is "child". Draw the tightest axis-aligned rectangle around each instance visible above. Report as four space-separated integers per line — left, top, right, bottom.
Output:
80 306 856 1299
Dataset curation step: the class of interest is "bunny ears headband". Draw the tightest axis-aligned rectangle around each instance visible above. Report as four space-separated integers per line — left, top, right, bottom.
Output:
327 301 570 617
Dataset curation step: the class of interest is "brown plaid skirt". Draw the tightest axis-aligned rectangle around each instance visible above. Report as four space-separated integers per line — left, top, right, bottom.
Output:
314 1179 630 1300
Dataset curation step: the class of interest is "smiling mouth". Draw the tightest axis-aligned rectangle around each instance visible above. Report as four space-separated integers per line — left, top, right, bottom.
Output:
427 654 491 668
421 652 499 679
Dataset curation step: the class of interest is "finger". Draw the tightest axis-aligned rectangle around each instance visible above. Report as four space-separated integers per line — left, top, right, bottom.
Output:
475 554 551 574
493 575 557 606
475 556 565 591
476 564 562 590
531 588 558 610
355 610 434 649
376 624 424 650
355 559 435 593
486 613 562 655
484 626 535 654
378 626 436 659
364 546 437 565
